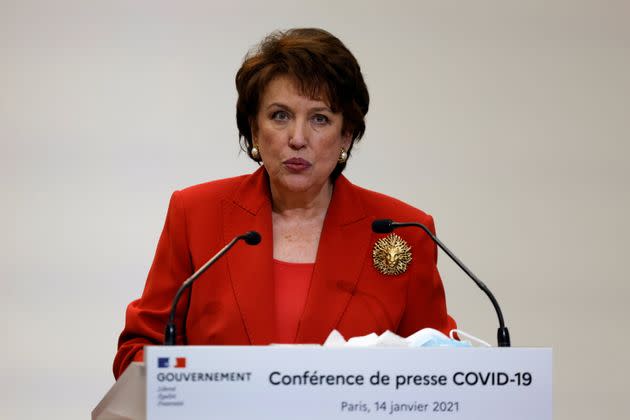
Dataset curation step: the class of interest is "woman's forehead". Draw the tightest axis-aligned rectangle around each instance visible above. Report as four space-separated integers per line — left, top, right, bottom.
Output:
261 75 333 109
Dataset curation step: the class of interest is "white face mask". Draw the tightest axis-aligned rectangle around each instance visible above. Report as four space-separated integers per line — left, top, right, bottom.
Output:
322 328 491 348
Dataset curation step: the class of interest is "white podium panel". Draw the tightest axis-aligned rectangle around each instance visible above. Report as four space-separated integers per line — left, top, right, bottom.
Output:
143 346 551 420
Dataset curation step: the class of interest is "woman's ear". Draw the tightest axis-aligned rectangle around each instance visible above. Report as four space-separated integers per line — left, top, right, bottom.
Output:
342 131 353 150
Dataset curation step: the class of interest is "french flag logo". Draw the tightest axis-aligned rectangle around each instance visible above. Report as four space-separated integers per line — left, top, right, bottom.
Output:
157 357 187 368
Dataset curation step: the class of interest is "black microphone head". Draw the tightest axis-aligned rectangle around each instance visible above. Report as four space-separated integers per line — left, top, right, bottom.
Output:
242 231 261 245
372 219 395 234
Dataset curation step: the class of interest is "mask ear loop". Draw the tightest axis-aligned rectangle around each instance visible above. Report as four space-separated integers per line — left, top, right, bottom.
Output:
449 329 492 347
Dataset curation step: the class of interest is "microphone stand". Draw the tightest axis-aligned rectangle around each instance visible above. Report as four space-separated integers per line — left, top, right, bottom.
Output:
163 231 261 345
373 219 510 347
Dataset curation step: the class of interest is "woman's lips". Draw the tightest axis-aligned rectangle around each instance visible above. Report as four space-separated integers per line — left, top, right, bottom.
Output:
283 157 311 172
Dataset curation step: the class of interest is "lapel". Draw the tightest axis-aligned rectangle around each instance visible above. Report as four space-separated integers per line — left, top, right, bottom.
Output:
223 168 371 344
295 175 371 343
222 167 275 344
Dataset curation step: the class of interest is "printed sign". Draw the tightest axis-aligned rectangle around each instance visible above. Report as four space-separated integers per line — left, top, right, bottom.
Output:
145 346 551 419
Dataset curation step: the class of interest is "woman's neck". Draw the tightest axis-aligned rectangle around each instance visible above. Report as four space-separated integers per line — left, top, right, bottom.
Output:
270 180 333 263
270 180 334 218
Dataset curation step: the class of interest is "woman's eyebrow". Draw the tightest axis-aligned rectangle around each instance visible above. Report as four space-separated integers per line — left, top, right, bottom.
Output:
310 106 333 113
265 102 290 110
264 103 333 113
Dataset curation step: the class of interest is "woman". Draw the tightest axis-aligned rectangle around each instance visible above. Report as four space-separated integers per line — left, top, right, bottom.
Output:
113 28 456 379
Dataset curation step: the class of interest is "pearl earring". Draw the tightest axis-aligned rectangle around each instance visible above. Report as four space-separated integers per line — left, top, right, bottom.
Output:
338 148 348 163
251 145 260 160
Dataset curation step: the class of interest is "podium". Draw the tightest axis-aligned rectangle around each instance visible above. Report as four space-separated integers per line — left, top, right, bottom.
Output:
93 346 552 419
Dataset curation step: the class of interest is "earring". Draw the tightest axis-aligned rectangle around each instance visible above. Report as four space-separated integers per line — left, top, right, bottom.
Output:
338 148 348 163
251 145 260 160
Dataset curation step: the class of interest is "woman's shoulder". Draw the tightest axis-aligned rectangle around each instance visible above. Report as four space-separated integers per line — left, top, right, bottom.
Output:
171 168 268 214
177 173 250 199
343 178 434 225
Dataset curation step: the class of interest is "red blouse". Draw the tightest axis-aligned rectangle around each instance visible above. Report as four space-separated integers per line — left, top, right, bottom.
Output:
273 259 314 343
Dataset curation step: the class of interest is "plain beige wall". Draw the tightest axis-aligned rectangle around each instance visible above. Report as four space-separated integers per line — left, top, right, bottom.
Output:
1 0 628 418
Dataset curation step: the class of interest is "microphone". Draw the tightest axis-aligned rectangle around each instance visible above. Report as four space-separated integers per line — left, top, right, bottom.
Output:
372 219 511 347
163 231 261 345
242 230 261 245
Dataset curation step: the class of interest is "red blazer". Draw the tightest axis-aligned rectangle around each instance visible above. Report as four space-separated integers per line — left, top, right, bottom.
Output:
113 168 455 378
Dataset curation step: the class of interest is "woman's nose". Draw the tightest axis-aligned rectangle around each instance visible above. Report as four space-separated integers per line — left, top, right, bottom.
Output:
288 120 308 149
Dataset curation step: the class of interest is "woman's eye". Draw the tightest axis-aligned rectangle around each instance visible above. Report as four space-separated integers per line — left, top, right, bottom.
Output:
271 110 289 121
312 114 329 124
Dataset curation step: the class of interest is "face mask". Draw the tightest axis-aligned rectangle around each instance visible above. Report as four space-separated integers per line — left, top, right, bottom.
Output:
406 328 473 348
323 328 490 348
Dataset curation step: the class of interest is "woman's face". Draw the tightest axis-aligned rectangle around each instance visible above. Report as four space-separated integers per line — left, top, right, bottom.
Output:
254 75 351 201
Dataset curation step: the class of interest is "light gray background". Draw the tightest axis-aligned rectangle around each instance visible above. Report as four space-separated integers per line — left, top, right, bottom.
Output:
1 1 628 419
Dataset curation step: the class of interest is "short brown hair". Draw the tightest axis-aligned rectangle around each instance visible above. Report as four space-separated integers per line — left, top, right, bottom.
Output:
235 28 369 178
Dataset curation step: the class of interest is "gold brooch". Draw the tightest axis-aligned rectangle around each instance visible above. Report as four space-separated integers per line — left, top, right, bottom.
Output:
372 234 412 276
